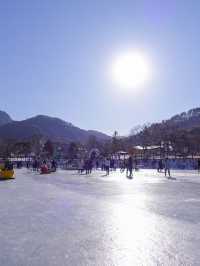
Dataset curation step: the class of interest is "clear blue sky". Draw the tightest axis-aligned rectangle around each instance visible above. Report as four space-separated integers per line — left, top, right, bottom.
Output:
1 0 200 135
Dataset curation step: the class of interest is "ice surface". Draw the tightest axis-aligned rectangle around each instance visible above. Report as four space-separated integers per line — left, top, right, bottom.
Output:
0 168 200 266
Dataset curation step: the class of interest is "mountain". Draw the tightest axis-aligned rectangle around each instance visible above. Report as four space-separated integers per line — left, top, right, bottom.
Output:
130 107 200 146
0 111 12 126
0 114 110 142
166 108 200 129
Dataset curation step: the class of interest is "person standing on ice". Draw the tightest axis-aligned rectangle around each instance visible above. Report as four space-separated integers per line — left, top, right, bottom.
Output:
157 159 163 172
78 159 84 174
164 158 171 178
127 155 133 178
105 158 110 175
197 159 200 173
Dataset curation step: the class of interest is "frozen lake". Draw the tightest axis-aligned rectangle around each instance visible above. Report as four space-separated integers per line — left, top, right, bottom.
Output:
0 168 200 266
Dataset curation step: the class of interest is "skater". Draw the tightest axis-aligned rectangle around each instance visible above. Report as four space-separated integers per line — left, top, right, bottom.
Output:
197 159 200 173
84 159 90 175
105 158 110 175
157 159 163 172
164 158 171 178
51 160 57 172
120 159 126 173
78 159 84 174
127 155 133 178
88 159 93 174
110 159 114 171
134 158 139 171
96 160 99 170
26 161 30 169
32 159 38 171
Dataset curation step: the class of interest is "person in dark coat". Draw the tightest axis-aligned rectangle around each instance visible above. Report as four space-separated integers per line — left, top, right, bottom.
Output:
127 156 133 178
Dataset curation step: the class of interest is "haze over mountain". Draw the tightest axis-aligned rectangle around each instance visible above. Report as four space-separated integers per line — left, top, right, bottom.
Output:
0 112 110 142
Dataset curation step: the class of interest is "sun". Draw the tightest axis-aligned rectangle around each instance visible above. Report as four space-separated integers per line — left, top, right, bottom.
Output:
111 51 151 90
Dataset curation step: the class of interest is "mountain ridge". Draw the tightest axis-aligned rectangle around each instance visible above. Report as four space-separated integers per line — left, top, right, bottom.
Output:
0 110 12 126
130 107 200 147
0 112 110 142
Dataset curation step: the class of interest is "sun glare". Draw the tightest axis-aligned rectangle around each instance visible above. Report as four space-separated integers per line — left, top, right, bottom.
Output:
111 51 152 90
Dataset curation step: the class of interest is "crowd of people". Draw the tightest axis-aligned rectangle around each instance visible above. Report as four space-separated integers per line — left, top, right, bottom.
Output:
69 157 200 179
64 156 179 179
4 156 200 179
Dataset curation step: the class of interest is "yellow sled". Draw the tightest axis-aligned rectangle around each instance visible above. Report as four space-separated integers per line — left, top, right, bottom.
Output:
0 170 15 179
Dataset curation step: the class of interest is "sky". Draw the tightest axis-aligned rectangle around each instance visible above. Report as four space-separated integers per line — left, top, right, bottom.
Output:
1 0 200 135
